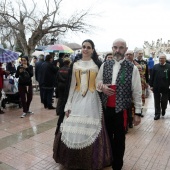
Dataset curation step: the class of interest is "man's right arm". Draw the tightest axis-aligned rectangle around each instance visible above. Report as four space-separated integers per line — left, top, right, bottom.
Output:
96 63 104 92
132 65 142 114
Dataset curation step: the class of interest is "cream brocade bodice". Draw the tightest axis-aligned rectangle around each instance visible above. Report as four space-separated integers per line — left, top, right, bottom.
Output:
64 59 98 112
75 70 97 96
74 60 98 96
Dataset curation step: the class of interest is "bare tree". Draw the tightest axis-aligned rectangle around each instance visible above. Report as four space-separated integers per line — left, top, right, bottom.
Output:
0 26 16 50
0 0 95 57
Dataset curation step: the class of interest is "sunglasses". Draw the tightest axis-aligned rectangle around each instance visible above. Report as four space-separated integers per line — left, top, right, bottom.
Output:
82 45 92 50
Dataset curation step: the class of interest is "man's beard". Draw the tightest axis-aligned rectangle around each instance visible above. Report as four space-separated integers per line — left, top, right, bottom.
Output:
113 52 124 61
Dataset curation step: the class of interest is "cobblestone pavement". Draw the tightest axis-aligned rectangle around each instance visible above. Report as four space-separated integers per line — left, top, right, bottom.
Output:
0 92 170 170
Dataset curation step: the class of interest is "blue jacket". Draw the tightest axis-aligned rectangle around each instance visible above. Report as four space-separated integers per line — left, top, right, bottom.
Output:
147 57 154 69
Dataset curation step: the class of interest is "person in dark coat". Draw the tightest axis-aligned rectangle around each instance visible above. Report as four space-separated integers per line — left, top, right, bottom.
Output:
39 54 58 109
6 61 17 75
53 53 65 68
35 54 44 103
55 57 71 133
15 56 33 118
150 54 170 120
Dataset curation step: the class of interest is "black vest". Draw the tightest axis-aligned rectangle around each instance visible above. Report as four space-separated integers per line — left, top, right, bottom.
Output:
102 59 134 113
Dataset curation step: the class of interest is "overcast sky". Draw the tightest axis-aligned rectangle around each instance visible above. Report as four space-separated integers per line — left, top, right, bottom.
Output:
58 0 170 52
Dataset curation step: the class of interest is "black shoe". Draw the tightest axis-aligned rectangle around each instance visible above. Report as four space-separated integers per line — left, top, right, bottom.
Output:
129 124 133 128
48 106 56 110
162 110 166 116
154 114 160 120
0 110 5 114
141 114 144 117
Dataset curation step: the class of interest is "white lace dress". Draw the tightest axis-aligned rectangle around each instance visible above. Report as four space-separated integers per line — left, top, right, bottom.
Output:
53 59 112 170
61 59 102 149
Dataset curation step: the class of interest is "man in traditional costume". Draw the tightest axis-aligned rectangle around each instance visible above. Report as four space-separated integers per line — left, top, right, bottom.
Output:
125 50 144 129
96 38 142 170
135 49 149 116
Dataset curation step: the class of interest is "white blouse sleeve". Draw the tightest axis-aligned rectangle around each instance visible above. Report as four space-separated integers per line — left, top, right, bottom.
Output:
95 63 104 92
132 65 142 113
64 64 76 112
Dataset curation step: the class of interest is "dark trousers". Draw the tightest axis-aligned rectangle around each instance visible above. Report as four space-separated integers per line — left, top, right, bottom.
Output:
127 103 135 126
56 98 64 115
104 107 126 170
153 92 169 115
18 85 33 113
39 86 44 103
55 111 65 134
148 69 153 79
43 88 54 108
55 98 66 134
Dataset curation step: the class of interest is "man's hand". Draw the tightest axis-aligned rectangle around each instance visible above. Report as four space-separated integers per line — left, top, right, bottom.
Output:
133 115 141 126
97 83 114 96
65 110 71 118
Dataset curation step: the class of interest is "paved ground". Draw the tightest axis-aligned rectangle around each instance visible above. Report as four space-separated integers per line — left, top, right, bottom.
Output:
0 91 170 170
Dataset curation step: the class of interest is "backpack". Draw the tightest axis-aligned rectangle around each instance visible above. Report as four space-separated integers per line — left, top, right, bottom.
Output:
19 70 31 84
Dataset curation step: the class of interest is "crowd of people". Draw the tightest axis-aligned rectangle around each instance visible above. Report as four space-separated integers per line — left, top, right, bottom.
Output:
0 38 170 170
52 39 170 170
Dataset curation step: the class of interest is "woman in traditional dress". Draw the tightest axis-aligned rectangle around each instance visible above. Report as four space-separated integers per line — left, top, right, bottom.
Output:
53 39 112 170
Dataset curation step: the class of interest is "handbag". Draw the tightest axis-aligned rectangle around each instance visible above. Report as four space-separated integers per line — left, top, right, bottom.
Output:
9 78 14 85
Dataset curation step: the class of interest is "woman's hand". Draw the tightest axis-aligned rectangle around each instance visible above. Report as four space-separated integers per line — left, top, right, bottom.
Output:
65 110 71 117
22 64 28 69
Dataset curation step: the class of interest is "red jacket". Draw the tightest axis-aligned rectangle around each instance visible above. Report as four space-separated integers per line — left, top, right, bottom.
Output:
0 68 5 89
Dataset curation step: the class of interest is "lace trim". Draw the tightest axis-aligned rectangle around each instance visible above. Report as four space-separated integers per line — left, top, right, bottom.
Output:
61 93 103 149
65 116 100 125
61 126 96 136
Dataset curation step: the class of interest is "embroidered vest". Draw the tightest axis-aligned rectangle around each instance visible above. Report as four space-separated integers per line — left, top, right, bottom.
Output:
102 59 134 113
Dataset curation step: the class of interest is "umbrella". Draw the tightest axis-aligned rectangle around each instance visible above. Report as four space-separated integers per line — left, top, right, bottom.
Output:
31 51 48 57
65 43 81 50
0 48 19 63
35 45 47 51
44 44 74 53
